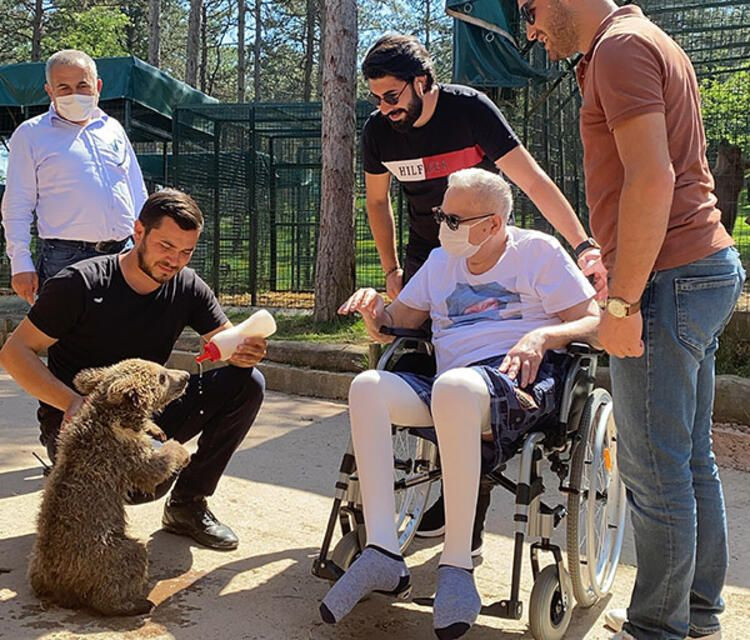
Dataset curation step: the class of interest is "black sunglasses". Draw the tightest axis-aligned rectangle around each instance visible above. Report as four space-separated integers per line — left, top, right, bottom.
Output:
367 80 410 107
432 206 497 231
520 0 536 25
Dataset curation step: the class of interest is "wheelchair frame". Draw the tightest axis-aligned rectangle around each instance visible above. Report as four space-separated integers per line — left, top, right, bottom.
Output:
312 333 626 640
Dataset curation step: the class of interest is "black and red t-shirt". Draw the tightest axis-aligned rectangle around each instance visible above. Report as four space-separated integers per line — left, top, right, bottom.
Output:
362 83 520 262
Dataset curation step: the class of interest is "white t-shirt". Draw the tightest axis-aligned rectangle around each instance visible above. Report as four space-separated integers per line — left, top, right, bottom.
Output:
398 227 596 374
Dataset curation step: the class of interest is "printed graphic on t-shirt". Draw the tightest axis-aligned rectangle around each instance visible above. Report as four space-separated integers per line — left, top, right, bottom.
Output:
381 145 485 183
446 282 522 327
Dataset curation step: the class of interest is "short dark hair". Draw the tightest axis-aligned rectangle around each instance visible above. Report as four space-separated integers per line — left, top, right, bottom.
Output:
361 34 436 90
138 189 203 232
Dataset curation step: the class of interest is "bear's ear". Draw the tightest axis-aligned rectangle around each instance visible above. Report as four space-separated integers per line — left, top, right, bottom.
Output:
73 366 111 395
106 374 149 410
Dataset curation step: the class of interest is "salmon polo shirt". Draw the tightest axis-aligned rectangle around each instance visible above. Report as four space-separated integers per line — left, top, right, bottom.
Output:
576 5 732 272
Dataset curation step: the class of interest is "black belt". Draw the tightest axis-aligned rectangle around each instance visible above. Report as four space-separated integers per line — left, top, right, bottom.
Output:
44 237 132 253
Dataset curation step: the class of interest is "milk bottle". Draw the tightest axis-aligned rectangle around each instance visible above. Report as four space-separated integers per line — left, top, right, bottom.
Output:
196 309 276 363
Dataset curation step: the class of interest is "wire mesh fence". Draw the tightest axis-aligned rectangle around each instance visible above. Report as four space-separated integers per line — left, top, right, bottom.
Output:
0 2 748 311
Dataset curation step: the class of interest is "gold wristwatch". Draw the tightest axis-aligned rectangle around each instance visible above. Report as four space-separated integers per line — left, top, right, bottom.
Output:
604 297 641 319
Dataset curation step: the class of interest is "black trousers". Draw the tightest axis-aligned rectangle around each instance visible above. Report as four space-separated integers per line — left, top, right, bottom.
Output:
39 365 265 499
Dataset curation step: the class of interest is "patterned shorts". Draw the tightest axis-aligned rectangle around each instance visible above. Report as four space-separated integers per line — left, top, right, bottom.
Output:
395 352 568 472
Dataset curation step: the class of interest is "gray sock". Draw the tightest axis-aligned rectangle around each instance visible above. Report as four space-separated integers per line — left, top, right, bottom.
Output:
320 545 410 624
433 565 481 640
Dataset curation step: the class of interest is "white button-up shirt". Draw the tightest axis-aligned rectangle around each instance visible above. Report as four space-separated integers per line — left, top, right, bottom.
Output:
1 105 148 274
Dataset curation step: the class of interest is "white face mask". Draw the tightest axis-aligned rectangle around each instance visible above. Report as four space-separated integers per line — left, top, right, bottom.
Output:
438 219 491 257
55 93 98 122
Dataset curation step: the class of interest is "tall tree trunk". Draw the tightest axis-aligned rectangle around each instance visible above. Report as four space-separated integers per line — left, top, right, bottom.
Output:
253 0 262 100
237 0 246 102
424 0 431 49
185 0 202 86
148 0 161 66
302 0 316 101
31 0 44 62
199 2 208 92
313 0 357 322
316 0 325 97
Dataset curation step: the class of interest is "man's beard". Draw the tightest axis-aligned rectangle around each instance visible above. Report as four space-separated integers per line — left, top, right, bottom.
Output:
136 244 176 284
387 93 423 133
543 1 580 60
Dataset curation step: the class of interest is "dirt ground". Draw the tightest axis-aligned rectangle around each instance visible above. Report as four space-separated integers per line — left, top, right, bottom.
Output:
1 372 749 640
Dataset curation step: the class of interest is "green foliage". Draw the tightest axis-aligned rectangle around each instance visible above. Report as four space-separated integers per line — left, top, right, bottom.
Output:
42 6 131 58
227 309 370 343
700 70 750 152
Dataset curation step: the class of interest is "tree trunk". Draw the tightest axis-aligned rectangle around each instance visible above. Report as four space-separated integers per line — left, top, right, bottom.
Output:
199 2 208 92
313 0 357 322
148 0 161 66
237 0 246 102
424 0 431 49
185 0 202 87
302 0 316 101
31 0 43 62
253 0 262 100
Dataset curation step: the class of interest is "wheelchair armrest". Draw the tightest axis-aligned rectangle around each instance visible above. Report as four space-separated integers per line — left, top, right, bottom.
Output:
566 341 604 356
379 326 432 340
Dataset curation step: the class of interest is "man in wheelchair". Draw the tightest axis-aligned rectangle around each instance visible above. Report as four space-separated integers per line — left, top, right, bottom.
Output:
322 168 600 639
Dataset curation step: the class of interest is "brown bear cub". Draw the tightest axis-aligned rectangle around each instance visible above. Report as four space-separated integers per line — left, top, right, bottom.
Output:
29 358 192 616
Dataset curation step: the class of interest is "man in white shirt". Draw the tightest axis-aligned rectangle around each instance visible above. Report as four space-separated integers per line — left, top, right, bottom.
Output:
322 168 599 639
1 49 148 304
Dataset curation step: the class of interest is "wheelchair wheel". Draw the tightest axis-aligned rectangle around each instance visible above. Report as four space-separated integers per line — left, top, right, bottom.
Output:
393 429 438 552
566 388 627 607
528 565 573 640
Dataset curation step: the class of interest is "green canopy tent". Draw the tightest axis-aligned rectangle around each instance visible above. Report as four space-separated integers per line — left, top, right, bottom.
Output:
0 56 217 186
447 0 551 88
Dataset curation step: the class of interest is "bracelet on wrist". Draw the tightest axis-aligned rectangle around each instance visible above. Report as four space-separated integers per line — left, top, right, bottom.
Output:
384 266 401 277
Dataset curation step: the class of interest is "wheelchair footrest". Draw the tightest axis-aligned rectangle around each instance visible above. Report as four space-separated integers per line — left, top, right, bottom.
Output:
311 558 345 582
482 599 523 620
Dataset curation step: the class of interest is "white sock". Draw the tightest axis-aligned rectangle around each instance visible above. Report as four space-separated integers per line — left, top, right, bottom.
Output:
431 368 490 570
348 370 433 554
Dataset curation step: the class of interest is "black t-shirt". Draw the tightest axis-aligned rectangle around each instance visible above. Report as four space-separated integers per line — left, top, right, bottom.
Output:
28 254 228 391
362 83 520 262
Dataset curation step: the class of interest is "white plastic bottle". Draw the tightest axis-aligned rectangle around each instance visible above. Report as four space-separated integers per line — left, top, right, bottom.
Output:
196 309 276 363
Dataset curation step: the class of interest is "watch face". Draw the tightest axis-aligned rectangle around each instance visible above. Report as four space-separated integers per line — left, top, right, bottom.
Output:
607 299 628 318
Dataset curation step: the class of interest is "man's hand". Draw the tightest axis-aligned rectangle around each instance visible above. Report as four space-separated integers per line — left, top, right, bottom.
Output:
11 271 39 305
577 249 608 302
228 336 267 368
598 310 644 358
385 268 404 300
61 394 85 430
499 329 547 387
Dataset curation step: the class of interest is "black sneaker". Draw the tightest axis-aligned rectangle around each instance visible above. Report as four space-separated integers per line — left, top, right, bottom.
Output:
416 496 446 538
162 496 239 550
416 482 494 558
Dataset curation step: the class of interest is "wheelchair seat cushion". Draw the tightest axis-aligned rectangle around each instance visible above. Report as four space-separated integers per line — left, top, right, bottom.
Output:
397 352 567 472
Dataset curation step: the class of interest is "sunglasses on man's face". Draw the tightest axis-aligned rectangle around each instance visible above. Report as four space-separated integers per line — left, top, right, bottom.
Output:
366 80 410 107
520 0 536 25
432 206 497 231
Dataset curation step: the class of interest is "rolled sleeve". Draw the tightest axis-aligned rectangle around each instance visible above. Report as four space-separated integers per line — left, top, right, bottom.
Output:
1 126 39 274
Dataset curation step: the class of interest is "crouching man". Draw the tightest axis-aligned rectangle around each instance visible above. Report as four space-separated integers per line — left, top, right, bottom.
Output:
321 168 599 638
0 189 265 551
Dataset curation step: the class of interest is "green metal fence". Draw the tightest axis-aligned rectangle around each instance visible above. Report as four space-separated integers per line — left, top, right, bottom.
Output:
172 101 405 308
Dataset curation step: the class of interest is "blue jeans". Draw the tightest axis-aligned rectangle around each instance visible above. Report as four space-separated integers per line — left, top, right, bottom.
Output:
37 237 133 283
611 247 745 640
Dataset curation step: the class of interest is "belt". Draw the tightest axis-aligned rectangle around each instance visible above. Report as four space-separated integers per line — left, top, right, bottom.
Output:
44 237 132 253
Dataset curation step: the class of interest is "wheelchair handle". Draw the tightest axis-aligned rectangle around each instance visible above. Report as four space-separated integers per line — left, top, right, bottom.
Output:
379 326 431 340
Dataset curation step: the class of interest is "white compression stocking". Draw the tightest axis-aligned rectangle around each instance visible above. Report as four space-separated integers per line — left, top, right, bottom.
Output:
431 368 491 570
348 370 434 555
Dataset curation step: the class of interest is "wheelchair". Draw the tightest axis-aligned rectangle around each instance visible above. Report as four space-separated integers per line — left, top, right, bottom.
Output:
312 329 628 640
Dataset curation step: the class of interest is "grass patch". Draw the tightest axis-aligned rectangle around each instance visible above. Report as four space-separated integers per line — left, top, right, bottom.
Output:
226 309 370 344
